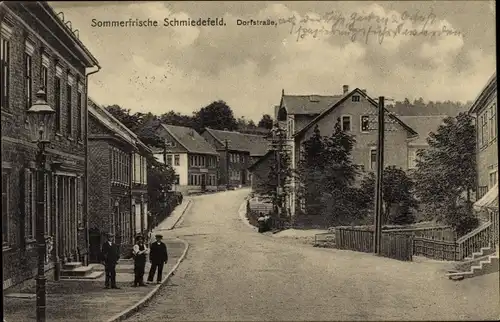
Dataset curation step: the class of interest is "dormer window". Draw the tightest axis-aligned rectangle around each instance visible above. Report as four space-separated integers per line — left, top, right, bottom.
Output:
352 95 360 102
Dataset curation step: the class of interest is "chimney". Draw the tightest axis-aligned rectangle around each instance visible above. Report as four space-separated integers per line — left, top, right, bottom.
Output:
361 89 367 94
343 85 349 94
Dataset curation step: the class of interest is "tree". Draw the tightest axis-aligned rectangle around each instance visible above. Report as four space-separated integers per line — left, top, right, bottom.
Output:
159 110 196 129
381 166 418 225
256 127 292 216
296 125 326 218
148 157 176 215
193 100 238 131
258 114 274 129
105 104 142 132
413 112 477 233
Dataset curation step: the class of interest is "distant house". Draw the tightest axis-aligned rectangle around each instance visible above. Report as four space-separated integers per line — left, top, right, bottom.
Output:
398 116 447 170
278 85 418 218
468 72 497 209
151 124 219 194
200 128 269 187
248 150 274 192
87 99 152 260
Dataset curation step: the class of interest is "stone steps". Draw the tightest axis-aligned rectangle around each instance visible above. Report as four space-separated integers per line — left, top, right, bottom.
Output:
447 254 499 280
60 261 103 280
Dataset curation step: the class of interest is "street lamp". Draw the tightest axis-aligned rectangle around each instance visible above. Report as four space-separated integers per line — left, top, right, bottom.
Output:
26 88 55 322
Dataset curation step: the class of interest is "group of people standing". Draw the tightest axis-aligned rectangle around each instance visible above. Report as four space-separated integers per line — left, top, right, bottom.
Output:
100 232 169 289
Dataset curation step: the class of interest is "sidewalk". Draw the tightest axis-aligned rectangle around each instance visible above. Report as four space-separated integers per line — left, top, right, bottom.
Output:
153 197 192 232
3 199 193 322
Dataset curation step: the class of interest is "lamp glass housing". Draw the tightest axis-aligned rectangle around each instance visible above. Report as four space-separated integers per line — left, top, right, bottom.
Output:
26 89 55 143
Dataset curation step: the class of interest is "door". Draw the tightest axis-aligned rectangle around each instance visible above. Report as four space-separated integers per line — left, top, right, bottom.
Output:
88 228 101 263
241 170 247 185
201 174 206 191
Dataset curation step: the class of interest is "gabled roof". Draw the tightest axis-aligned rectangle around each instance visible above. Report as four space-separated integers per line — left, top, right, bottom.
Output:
469 72 497 114
294 88 418 139
248 150 274 172
161 124 218 156
281 94 343 115
399 116 447 146
88 98 151 153
202 128 269 156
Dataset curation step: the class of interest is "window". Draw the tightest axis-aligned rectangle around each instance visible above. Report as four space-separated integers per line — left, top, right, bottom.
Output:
341 115 351 131
174 154 180 166
489 170 498 189
370 148 377 170
481 111 488 146
25 53 32 109
352 95 360 102
174 174 180 185
77 84 83 140
360 115 370 132
2 171 10 245
66 78 73 135
489 104 496 141
41 53 49 93
1 23 12 111
167 155 172 165
55 66 62 131
408 148 418 169
24 168 36 240
142 157 147 184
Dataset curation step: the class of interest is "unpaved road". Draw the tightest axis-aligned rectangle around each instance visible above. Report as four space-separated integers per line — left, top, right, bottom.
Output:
127 189 500 321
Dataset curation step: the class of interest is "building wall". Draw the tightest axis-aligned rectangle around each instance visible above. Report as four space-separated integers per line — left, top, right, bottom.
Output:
153 152 188 186
250 154 274 192
298 94 411 172
1 5 91 288
475 92 498 196
288 94 412 217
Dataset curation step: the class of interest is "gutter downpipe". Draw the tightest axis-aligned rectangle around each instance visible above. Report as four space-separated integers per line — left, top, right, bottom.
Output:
84 64 101 265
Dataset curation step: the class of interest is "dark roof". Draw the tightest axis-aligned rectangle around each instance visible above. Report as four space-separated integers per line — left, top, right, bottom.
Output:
389 103 468 117
469 72 497 114
294 88 418 139
162 124 218 155
88 98 151 153
399 116 447 146
248 150 274 171
203 128 269 157
281 95 343 115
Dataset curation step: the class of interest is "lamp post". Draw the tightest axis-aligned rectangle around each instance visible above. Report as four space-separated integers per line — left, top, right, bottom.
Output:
26 89 56 322
131 198 136 237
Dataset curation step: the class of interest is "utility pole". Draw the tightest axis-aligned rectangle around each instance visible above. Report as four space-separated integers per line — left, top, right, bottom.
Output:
373 96 385 255
224 139 230 190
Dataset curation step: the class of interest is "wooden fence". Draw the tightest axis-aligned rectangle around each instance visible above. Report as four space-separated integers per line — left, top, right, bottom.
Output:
382 226 456 241
413 237 458 261
334 227 413 261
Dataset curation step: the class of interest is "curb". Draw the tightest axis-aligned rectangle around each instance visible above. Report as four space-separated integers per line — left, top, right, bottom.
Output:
105 238 190 322
238 197 258 232
167 199 193 230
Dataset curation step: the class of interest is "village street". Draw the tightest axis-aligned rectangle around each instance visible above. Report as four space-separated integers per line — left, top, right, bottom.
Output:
127 189 499 321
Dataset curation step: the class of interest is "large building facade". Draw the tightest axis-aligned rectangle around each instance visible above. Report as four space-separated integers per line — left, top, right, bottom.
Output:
1 2 99 288
87 99 150 260
469 73 497 204
152 124 219 194
275 86 419 218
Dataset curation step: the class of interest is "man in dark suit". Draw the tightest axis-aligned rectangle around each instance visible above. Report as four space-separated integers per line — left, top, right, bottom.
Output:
147 234 168 284
101 232 120 289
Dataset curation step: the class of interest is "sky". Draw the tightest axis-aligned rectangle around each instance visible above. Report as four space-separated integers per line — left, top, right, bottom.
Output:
50 1 496 122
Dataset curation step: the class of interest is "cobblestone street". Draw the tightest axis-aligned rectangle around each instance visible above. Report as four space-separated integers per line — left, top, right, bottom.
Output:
127 189 500 321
